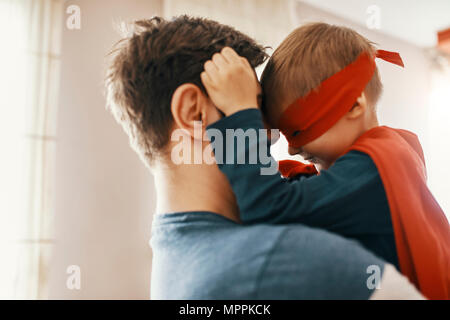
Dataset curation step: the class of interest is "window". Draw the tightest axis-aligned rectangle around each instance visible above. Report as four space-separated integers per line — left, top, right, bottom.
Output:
0 0 62 299
428 60 450 221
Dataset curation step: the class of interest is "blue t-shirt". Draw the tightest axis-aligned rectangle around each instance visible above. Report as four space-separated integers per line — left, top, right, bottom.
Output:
150 211 385 299
207 109 399 269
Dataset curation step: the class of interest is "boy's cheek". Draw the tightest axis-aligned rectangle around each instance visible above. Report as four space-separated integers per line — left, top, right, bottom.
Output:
302 143 332 167
311 159 327 171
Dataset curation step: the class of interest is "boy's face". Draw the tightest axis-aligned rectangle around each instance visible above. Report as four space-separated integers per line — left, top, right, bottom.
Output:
287 120 350 170
266 99 359 171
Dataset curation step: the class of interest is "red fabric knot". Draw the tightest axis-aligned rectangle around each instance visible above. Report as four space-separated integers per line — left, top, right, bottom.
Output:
278 159 318 178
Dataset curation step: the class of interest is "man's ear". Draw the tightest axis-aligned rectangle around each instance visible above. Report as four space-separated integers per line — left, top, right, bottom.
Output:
171 83 208 136
346 92 368 120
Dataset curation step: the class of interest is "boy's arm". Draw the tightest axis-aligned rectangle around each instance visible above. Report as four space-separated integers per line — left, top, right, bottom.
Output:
206 109 313 224
206 109 328 225
207 109 387 232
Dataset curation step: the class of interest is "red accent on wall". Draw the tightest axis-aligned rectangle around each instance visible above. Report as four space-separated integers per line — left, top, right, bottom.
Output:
437 28 450 54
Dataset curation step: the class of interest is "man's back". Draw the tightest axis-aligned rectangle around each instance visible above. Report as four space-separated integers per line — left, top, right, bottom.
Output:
150 211 386 299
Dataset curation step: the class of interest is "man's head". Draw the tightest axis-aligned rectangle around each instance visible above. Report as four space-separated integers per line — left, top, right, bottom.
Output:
261 23 382 169
106 15 267 167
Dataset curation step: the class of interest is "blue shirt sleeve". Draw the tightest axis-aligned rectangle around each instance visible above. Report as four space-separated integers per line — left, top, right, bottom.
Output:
206 109 392 236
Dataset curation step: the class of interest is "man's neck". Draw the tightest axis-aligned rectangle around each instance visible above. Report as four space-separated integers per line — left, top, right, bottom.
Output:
152 160 240 223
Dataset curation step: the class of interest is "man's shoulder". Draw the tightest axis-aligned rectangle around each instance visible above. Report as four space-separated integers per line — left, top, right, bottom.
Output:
253 224 385 299
201 223 385 299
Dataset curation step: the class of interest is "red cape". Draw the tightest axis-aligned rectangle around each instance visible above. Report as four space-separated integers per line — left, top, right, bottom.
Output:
350 126 449 299
278 159 318 178
279 126 450 299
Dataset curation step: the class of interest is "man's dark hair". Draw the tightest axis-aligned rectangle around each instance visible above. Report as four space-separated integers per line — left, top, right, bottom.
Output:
106 15 268 164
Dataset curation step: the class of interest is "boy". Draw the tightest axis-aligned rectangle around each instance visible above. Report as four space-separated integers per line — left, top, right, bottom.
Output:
200 23 449 299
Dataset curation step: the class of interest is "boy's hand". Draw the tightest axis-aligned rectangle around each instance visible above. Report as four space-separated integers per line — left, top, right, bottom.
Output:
201 47 259 116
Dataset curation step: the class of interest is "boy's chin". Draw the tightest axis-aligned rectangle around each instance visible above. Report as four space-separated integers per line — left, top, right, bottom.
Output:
308 158 328 171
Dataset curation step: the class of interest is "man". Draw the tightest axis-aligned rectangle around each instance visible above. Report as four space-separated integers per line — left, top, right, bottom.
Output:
105 15 423 299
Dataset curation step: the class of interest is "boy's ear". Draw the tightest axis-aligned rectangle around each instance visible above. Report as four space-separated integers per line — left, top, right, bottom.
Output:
346 92 368 120
171 83 208 136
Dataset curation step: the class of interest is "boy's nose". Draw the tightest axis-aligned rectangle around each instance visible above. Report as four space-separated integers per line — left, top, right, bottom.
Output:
288 146 301 155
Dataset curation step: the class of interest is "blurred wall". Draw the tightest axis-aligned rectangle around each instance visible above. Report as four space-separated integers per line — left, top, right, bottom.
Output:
49 0 162 299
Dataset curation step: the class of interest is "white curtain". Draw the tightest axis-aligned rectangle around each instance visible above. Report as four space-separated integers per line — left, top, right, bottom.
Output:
0 0 62 299
428 55 450 221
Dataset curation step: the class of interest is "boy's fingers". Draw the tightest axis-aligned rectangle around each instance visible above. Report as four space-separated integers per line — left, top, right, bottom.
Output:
240 56 251 68
204 60 219 80
221 47 240 63
200 71 214 87
212 53 228 68
204 60 218 71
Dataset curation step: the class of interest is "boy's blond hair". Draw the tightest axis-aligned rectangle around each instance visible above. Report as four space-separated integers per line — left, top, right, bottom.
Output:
261 23 382 124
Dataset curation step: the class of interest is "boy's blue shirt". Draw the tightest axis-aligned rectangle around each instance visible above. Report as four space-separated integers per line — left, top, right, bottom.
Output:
207 108 399 269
